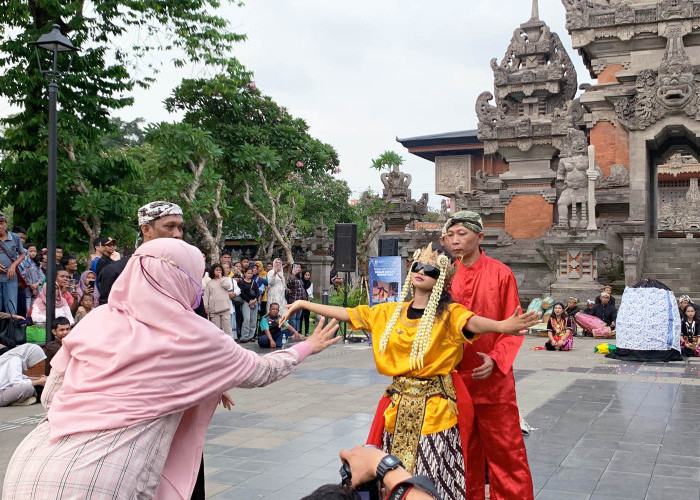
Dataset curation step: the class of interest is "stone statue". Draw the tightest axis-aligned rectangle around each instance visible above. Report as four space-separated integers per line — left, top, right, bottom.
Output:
438 199 448 223
381 164 412 200
556 129 589 229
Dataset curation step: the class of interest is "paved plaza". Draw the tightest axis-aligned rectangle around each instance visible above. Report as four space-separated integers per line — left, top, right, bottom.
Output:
2 336 700 499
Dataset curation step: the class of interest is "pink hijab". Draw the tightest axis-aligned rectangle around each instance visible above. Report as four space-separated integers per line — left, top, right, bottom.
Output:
48 238 260 498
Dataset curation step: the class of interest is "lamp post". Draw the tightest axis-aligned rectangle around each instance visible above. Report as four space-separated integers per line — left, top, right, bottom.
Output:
29 25 77 357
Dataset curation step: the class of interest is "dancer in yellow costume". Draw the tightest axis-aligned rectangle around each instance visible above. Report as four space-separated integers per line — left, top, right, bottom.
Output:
283 244 537 500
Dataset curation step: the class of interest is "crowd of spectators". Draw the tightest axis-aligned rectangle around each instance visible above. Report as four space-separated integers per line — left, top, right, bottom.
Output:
200 253 314 346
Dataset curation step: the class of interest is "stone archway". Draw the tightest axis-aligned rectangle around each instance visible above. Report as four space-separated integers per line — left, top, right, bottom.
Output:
629 120 700 238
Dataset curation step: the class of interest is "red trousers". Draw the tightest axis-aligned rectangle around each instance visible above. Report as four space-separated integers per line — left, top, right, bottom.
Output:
466 403 534 500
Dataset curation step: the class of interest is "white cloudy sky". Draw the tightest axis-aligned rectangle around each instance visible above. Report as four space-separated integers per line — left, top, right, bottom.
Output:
9 0 595 208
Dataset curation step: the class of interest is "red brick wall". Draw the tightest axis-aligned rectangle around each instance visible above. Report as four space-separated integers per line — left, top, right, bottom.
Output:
598 64 625 84
505 195 553 239
590 121 629 177
471 154 510 176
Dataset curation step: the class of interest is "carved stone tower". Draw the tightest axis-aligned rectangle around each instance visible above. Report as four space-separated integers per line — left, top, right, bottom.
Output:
476 0 581 240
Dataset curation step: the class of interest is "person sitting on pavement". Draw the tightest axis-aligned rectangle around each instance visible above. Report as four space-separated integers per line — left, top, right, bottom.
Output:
594 285 616 308
564 297 580 318
592 292 617 330
45 317 71 367
301 445 439 500
681 304 700 358
0 344 46 407
258 302 302 348
679 295 700 322
544 302 575 351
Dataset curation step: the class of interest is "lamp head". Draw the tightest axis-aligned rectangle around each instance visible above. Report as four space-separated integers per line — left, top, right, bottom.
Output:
28 24 78 78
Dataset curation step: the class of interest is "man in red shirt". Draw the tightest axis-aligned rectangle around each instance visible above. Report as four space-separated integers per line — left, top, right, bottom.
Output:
441 210 533 500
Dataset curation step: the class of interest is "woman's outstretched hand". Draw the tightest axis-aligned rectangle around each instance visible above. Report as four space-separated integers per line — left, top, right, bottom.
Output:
280 300 305 324
501 306 539 335
305 317 341 354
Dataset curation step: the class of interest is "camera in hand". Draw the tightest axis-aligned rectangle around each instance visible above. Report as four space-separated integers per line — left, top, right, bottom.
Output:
340 461 380 500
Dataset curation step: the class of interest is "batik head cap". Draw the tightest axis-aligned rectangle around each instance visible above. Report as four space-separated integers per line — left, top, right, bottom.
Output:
138 201 183 227
442 210 483 236
679 295 691 303
568 297 578 304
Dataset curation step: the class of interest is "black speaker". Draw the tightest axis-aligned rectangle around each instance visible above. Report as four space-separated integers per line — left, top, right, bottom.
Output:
334 223 357 272
378 237 399 257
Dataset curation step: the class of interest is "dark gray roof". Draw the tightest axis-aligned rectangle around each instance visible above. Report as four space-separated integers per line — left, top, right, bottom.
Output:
396 129 480 148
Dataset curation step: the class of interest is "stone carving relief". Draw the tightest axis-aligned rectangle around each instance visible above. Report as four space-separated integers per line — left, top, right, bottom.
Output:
658 152 700 176
435 155 470 196
555 129 590 229
615 24 700 130
562 0 700 33
558 248 597 281
594 164 630 188
658 178 700 231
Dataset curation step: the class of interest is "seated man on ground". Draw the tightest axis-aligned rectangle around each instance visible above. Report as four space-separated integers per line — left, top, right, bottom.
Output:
0 344 46 406
592 292 617 330
45 317 71 367
595 285 616 308
258 302 302 348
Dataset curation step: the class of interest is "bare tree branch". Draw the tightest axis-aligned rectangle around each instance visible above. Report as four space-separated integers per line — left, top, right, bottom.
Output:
242 164 297 267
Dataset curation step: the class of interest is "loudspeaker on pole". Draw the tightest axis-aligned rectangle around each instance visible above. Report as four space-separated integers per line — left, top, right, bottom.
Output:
334 223 357 272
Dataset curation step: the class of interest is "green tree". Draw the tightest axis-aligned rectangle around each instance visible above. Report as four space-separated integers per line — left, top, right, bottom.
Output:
141 123 228 263
0 0 243 248
165 64 340 259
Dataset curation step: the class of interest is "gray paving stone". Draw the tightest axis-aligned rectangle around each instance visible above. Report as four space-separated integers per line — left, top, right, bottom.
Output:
592 471 650 499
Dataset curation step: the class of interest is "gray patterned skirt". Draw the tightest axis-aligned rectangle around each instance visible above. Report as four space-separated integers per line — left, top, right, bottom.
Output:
383 424 466 500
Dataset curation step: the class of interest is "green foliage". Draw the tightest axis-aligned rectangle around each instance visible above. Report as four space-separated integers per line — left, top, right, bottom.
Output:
328 283 368 308
165 63 341 241
143 122 230 229
370 150 404 171
0 0 243 246
101 118 148 149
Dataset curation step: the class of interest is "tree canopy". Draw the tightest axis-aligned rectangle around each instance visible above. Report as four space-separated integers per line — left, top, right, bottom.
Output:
0 0 242 251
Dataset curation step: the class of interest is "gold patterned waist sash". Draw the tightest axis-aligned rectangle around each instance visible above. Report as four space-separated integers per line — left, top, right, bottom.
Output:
385 375 457 473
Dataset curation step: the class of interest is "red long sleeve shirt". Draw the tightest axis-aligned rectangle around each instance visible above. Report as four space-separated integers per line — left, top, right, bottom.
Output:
450 250 523 404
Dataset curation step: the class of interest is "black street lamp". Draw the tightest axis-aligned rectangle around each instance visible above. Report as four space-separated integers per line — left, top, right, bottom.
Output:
28 25 77 356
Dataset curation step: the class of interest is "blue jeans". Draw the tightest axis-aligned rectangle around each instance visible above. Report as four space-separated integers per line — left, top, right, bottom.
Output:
288 310 302 333
0 280 18 315
258 328 291 348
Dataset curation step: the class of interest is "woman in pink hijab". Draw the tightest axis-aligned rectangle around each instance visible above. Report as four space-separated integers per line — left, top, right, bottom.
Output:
3 238 340 499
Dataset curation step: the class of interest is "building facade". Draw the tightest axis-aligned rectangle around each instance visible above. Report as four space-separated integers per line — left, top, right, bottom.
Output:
398 0 700 301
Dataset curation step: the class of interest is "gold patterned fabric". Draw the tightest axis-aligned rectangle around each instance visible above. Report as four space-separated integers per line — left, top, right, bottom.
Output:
386 375 457 473
346 302 477 436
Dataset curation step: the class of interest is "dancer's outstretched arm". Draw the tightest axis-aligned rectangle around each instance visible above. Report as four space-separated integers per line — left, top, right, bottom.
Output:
467 307 539 335
282 300 351 324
